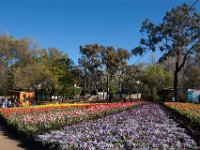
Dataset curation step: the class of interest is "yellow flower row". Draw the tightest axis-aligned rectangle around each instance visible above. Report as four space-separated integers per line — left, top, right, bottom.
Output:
27 103 106 108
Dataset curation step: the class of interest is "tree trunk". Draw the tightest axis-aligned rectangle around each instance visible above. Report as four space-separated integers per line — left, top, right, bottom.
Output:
35 89 38 102
119 75 122 98
119 82 122 98
174 62 179 101
107 74 110 102
173 51 190 102
50 92 52 102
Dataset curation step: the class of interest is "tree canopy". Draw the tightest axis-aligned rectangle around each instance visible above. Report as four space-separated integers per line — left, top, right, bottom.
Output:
132 3 200 101
0 35 74 100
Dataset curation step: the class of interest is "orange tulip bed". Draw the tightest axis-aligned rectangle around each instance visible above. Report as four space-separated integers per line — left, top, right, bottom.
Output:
164 102 200 146
0 102 143 135
165 102 200 124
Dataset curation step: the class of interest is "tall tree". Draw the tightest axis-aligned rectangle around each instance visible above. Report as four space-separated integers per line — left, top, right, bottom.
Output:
38 48 74 101
78 44 101 94
123 63 144 95
133 4 200 101
101 46 118 101
116 48 131 97
0 35 38 90
0 58 9 95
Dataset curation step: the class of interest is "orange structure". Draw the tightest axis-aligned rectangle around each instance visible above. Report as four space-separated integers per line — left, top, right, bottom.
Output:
9 90 35 106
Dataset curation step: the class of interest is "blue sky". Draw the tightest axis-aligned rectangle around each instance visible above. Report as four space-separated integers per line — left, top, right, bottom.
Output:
0 0 199 65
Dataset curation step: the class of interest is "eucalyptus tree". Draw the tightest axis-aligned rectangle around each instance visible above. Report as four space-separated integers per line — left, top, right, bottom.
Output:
100 46 119 101
0 35 38 90
132 4 200 101
0 35 11 94
0 36 21 89
78 44 102 94
0 59 8 95
123 63 144 95
116 48 131 97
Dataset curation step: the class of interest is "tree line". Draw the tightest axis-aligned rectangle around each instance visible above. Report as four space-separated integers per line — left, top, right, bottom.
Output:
0 36 74 101
0 3 199 101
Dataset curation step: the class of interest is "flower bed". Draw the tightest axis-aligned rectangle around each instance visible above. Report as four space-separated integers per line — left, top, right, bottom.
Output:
165 102 200 124
0 102 142 135
36 104 199 149
164 102 200 145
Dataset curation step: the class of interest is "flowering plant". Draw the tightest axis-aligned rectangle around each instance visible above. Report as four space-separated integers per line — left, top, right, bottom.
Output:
165 102 200 123
0 102 142 135
37 104 199 149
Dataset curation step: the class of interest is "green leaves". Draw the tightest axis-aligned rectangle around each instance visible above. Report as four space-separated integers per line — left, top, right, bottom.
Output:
142 64 173 100
38 48 74 98
79 44 131 95
0 35 74 98
0 35 40 90
133 3 200 100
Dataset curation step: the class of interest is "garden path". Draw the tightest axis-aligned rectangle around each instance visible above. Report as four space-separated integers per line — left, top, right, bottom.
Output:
0 124 25 150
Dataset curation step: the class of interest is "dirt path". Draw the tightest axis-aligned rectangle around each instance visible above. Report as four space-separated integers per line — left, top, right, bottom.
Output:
0 124 26 150
0 122 46 150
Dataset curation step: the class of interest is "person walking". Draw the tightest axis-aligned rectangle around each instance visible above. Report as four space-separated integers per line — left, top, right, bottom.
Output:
8 100 12 108
2 100 6 108
4 98 8 108
0 99 2 107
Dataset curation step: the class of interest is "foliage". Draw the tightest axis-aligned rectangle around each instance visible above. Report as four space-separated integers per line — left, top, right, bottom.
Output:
0 35 38 90
38 48 74 100
132 3 200 101
184 66 200 88
115 48 131 96
122 63 144 94
142 64 173 101
74 87 82 97
78 44 102 93
0 35 74 99
78 44 131 98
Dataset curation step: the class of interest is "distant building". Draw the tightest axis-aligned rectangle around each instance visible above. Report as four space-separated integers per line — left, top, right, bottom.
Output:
161 87 189 101
9 90 35 106
187 89 200 104
161 87 200 103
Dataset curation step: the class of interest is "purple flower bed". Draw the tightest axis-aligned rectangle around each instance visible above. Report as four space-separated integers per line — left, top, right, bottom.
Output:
36 104 199 149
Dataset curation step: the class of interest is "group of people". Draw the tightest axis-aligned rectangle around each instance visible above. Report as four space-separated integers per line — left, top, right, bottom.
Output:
0 98 18 108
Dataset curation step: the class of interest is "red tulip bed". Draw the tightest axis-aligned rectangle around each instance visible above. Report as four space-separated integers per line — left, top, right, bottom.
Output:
0 102 143 135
